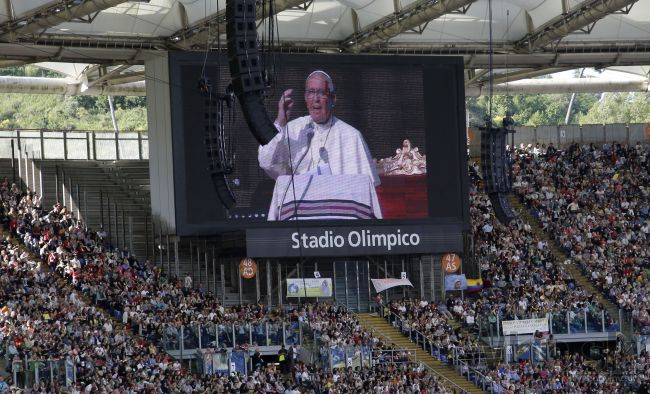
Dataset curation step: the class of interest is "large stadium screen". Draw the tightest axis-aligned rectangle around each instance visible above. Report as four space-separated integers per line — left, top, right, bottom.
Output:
169 53 469 240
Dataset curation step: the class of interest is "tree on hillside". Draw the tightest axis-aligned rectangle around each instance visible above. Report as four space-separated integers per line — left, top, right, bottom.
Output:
466 93 600 126
577 92 650 124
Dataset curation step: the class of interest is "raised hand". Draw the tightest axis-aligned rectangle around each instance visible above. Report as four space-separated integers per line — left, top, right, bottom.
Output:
275 89 294 128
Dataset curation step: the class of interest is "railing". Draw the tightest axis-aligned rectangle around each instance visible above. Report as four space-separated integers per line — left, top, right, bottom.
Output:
135 320 304 355
9 357 76 390
450 359 496 393
300 319 413 371
385 310 492 393
477 308 620 340
0 130 148 160
195 348 250 376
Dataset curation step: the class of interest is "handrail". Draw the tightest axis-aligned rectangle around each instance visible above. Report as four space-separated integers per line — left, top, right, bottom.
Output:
364 311 469 393
387 309 493 393
417 360 473 394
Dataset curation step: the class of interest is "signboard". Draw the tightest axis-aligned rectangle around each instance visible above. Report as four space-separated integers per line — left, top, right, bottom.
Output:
371 278 414 293
501 318 549 336
239 258 257 279
442 253 460 273
247 224 463 257
286 278 333 297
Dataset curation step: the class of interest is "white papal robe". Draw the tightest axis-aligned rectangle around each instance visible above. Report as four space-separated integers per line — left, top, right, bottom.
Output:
258 115 382 219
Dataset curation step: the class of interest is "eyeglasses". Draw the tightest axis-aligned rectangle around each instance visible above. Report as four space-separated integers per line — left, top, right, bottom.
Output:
304 89 329 99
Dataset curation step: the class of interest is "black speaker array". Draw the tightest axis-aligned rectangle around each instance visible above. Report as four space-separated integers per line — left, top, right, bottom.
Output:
202 80 236 209
480 123 516 224
226 0 277 145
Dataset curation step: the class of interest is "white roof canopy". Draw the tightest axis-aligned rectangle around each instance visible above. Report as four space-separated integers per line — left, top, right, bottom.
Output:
0 0 647 94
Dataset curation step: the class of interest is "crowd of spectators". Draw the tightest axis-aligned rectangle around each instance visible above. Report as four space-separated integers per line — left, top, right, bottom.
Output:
289 362 454 394
469 172 615 329
511 142 649 333
1 176 463 393
483 351 650 393
1 140 648 392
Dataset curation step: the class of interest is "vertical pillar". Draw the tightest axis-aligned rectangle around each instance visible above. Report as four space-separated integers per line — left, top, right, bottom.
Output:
92 132 97 160
107 196 112 245
121 210 126 250
314 262 319 303
115 131 120 160
333 262 337 302
166 234 171 276
68 176 73 211
86 132 91 160
419 258 424 299
75 183 80 220
344 261 349 308
174 237 180 278
355 261 360 311
196 245 201 290
296 262 301 304
144 214 149 260
212 251 216 296
114 203 119 249
220 264 226 302
10 139 16 185
38 157 43 201
24 151 29 190
31 154 36 194
83 189 88 228
205 249 209 294
99 189 103 228
39 130 45 159
402 259 406 298
189 240 194 283
431 256 436 301
17 140 22 186
266 260 272 308
367 260 371 309
137 132 143 160
129 216 134 255
277 265 283 307
255 262 260 303
238 264 243 306
63 131 68 160
54 168 58 203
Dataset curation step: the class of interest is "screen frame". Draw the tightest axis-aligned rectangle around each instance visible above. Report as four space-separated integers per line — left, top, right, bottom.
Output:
168 52 470 236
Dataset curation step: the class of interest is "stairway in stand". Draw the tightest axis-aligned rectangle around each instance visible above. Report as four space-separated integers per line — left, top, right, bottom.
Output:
356 314 486 394
507 194 630 338
445 318 502 366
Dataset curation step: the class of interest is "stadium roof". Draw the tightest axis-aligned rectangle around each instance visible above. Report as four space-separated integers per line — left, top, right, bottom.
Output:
0 0 648 95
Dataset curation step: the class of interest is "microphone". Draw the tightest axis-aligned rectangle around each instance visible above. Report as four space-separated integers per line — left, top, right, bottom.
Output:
277 122 315 220
319 147 329 164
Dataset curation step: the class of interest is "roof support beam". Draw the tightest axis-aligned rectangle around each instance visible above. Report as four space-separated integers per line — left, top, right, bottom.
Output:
340 0 477 52
86 64 130 88
0 0 130 41
168 0 308 50
466 78 649 96
480 67 571 86
0 75 144 96
516 0 639 51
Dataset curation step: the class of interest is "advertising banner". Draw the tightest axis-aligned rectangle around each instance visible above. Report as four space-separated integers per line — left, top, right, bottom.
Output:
370 278 413 293
331 347 346 369
286 278 333 298
501 318 549 335
230 351 247 375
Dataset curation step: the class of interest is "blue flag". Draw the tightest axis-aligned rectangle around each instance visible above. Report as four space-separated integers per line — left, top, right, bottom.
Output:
445 274 468 291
